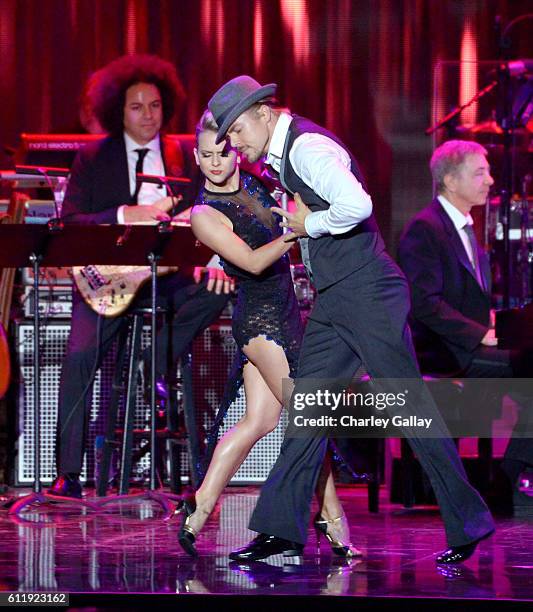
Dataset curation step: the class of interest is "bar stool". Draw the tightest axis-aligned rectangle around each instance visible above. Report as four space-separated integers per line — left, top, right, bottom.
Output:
96 307 199 498
333 371 384 513
399 376 496 507
332 437 383 513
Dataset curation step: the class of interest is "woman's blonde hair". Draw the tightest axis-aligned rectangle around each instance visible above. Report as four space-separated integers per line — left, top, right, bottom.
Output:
195 109 218 143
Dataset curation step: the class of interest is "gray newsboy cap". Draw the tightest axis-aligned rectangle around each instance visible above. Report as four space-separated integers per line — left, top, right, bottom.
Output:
208 75 277 144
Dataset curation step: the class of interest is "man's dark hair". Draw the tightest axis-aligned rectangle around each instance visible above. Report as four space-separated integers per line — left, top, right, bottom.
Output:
88 54 185 135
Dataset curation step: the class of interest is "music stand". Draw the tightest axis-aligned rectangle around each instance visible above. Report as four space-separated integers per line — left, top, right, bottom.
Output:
1 223 213 517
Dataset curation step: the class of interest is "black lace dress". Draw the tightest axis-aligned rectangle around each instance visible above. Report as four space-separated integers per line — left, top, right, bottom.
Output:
196 171 304 474
197 171 303 375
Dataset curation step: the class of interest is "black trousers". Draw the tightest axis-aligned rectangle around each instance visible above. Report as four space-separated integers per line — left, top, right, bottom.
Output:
249 254 494 547
55 272 228 475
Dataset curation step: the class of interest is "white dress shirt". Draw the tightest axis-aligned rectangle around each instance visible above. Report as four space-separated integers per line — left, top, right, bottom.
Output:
116 132 168 224
437 195 476 267
117 132 222 270
265 112 373 238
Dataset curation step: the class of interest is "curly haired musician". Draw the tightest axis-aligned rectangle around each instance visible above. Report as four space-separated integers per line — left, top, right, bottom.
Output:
48 54 230 498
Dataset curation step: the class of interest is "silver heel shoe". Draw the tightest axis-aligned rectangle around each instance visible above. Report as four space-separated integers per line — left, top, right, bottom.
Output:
178 498 198 558
313 512 363 558
315 524 322 555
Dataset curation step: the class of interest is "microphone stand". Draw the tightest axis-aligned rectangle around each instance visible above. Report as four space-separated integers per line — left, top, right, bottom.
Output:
135 173 191 217
495 13 533 307
494 15 514 308
6 219 101 518
138 173 202 490
425 81 498 136
3 224 211 518
98 171 199 511
518 174 532 305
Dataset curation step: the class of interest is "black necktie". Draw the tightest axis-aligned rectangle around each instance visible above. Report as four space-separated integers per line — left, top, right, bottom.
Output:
463 223 485 290
132 148 149 203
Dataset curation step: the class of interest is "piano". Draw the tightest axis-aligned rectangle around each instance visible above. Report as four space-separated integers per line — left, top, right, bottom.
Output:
496 303 533 349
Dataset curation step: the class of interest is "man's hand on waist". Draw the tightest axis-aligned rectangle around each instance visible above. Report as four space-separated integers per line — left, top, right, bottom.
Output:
271 193 310 238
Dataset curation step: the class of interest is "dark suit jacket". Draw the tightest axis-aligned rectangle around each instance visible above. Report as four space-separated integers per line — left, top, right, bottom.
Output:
397 198 492 374
61 133 199 224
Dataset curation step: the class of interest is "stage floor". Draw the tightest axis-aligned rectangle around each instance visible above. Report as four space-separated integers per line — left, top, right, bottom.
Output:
0 486 532 607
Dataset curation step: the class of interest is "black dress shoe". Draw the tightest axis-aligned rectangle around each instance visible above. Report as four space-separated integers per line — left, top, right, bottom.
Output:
47 474 82 499
228 560 290 587
436 529 494 564
229 534 303 562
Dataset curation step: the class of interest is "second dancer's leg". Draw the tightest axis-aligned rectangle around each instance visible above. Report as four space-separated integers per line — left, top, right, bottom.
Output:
180 334 354 554
179 337 289 546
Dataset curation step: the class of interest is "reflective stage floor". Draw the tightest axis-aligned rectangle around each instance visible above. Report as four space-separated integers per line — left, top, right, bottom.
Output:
0 486 532 610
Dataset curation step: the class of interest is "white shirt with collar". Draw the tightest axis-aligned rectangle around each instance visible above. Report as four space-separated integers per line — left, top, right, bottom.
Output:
116 132 168 224
265 112 373 239
118 133 223 270
437 195 476 267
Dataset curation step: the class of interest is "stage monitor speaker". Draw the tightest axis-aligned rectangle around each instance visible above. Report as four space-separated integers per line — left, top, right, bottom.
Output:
14 321 285 486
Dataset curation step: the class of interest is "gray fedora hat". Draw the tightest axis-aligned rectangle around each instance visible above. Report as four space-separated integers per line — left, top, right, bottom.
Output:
208 75 277 144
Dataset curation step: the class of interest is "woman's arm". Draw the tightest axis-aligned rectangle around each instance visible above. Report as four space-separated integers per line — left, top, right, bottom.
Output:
191 205 294 275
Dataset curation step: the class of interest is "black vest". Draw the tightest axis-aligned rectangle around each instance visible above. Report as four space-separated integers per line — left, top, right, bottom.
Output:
279 115 385 290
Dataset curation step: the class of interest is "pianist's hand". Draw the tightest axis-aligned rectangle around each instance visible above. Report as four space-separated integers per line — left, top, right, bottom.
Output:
481 328 498 347
123 196 173 224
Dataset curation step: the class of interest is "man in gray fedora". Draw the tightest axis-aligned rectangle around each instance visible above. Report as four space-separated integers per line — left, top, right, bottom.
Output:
207 75 494 564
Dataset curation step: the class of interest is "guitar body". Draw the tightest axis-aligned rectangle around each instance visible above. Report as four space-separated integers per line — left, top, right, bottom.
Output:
72 265 178 317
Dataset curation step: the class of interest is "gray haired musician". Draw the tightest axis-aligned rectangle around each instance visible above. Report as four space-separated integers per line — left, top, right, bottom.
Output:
398 139 533 516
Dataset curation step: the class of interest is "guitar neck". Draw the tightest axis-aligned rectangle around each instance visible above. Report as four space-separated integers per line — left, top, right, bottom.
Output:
0 268 16 330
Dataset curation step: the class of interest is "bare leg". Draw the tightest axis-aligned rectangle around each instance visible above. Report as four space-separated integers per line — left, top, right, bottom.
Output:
315 454 359 552
246 336 359 553
185 338 288 534
315 454 343 520
185 335 351 544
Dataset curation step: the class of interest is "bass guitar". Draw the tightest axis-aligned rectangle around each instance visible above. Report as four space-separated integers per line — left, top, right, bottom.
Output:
71 264 179 317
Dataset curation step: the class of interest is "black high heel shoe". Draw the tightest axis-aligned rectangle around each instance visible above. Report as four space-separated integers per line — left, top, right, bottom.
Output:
314 512 363 558
177 498 198 558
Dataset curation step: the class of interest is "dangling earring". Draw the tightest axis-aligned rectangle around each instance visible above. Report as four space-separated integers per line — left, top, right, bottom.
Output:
237 156 241 164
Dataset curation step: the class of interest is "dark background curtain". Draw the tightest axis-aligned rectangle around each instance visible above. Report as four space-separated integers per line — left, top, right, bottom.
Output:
0 0 531 249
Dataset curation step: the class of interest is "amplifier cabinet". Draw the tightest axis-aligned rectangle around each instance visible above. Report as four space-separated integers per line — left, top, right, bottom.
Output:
15 321 116 485
14 321 285 486
22 286 72 318
21 266 73 286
